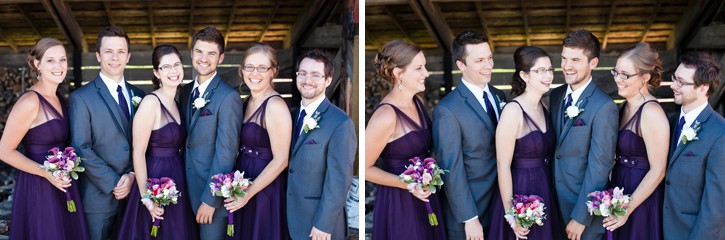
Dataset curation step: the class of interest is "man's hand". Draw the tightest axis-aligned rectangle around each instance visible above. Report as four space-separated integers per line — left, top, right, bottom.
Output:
196 203 216 224
465 219 485 240
112 173 134 200
566 219 586 240
309 226 331 240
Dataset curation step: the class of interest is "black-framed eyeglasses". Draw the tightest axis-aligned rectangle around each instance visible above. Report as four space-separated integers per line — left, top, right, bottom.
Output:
296 72 325 81
529 67 554 75
159 63 183 73
242 65 272 73
611 69 641 80
671 74 696 87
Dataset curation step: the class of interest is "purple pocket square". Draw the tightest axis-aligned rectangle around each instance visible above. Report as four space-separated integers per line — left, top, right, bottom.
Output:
573 119 586 127
305 139 317 144
683 151 695 157
200 109 212 117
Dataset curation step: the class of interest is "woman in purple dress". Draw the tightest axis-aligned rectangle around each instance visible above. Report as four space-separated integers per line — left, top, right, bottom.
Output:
0 38 89 239
118 45 197 239
366 40 447 240
488 46 563 240
224 43 291 240
604 42 668 240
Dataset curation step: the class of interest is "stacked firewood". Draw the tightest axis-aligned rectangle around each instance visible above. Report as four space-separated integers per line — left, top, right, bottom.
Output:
0 67 32 134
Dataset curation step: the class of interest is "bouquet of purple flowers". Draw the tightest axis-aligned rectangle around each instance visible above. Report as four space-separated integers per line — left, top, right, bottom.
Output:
587 187 630 240
209 170 252 237
399 157 447 226
142 177 181 237
40 147 85 212
504 194 546 230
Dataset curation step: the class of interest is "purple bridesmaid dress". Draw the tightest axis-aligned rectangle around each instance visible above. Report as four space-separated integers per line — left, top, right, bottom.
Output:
610 100 663 240
488 101 564 240
118 93 198 240
372 97 447 240
10 90 89 240
233 95 289 240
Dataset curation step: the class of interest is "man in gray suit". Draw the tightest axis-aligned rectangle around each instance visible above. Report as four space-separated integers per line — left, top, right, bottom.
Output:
663 52 725 240
549 29 618 240
179 27 243 240
69 26 145 240
286 50 356 240
433 30 506 240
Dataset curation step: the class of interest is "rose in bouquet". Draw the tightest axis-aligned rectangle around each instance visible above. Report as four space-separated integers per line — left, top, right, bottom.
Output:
40 147 85 212
587 187 630 240
141 177 181 237
504 194 546 232
209 170 252 237
399 157 447 226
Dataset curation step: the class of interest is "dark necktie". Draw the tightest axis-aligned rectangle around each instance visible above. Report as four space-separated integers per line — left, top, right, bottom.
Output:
563 93 573 121
674 116 686 147
116 86 130 121
482 91 498 126
293 109 307 144
191 87 200 113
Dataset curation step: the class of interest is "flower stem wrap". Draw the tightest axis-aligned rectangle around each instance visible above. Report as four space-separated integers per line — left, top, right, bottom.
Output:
425 202 438 226
151 220 161 237
65 189 76 212
227 212 234 236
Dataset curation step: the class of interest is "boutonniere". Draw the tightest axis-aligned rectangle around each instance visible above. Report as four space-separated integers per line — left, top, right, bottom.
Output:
303 111 321 133
566 100 585 119
131 92 142 108
494 94 505 112
193 92 211 111
679 120 701 145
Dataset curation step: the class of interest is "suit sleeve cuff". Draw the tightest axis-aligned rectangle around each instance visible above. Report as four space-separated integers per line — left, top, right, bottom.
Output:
463 215 479 223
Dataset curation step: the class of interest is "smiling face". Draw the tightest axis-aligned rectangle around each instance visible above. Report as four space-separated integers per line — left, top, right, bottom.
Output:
191 40 224 81
35 45 68 85
613 57 648 99
457 42 494 86
242 52 276 94
296 57 331 103
521 57 553 95
671 64 706 108
561 47 598 89
395 51 429 93
153 53 184 88
96 36 130 81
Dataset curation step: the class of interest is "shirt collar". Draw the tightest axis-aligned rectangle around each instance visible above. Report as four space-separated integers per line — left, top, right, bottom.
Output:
300 96 325 117
565 76 593 104
100 72 127 92
193 71 217 96
461 78 492 99
679 101 709 128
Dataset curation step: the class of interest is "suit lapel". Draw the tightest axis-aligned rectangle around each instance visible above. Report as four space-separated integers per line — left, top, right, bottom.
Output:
188 76 220 134
556 83 595 148
292 99 331 156
551 88 564 135
458 84 495 133
667 115 679 158
668 106 713 168
93 78 129 138
127 86 139 119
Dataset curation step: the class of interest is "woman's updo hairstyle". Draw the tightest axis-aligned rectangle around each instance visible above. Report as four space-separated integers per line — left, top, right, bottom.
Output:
619 42 663 87
151 44 182 89
511 46 551 96
27 38 64 80
373 40 421 86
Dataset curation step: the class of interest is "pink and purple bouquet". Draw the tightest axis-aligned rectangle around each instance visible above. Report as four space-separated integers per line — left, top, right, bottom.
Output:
209 170 252 237
399 157 448 226
142 177 181 237
587 187 630 240
504 194 546 230
40 147 85 212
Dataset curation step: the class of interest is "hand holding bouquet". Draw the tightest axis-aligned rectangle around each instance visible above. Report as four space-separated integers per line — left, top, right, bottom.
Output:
40 147 85 212
142 177 181 237
504 194 546 237
587 187 631 240
209 170 252 237
399 157 447 226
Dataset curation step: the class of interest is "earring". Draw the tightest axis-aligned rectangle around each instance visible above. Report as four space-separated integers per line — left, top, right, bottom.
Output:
36 73 41 80
398 82 403 92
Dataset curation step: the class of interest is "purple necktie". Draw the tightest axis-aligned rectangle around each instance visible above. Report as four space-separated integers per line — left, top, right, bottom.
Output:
674 116 686 147
483 91 498 126
293 109 307 144
191 87 200 113
116 86 130 121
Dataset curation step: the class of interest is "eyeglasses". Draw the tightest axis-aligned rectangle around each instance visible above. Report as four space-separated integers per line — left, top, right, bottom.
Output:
159 63 183 73
296 72 325 81
242 65 273 73
671 74 696 87
611 69 641 80
529 67 554 75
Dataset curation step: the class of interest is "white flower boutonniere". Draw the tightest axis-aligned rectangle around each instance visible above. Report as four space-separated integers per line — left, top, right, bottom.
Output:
679 120 701 145
566 100 585 119
303 111 321 133
131 95 142 108
494 94 505 112
193 92 210 110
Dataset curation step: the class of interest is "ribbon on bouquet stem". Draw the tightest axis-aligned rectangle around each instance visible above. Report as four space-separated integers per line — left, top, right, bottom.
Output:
227 212 234 236
607 230 613 240
151 219 161 237
425 202 438 226
64 188 76 212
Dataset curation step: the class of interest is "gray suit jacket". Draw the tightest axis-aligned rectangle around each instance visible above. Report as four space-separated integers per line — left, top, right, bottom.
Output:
286 98 356 240
549 82 617 236
663 105 725 240
69 75 145 214
179 74 243 217
432 83 505 237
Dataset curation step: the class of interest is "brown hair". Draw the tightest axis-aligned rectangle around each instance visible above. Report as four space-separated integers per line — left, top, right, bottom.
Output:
27 38 65 80
679 52 721 96
239 43 278 78
192 27 225 54
151 45 182 89
563 29 600 61
619 42 663 87
96 26 130 53
373 40 421 85
452 30 489 64
296 49 334 79
512 46 551 96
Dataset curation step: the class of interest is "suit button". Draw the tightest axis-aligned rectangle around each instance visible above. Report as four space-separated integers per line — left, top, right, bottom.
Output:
186 144 191 148
556 155 561 159
289 169 294 173
124 147 129 151
666 180 670 185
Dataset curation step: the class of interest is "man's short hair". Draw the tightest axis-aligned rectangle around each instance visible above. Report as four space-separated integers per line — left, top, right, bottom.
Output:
562 29 601 61
192 27 225 54
680 52 721 96
96 26 130 53
296 49 333 78
452 30 489 64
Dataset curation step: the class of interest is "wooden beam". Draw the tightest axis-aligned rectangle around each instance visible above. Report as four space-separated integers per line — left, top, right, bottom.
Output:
521 0 530 46
365 0 407 6
408 0 454 51
188 1 194 48
602 0 618 50
148 1 155 48
365 28 382 50
566 0 571 33
258 0 279 42
104 0 115 26
474 2 494 51
41 0 88 52
223 1 238 45
0 28 18 52
15 5 41 37
640 0 661 42
383 6 412 42
287 0 336 48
